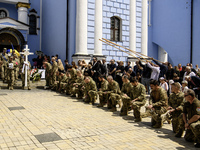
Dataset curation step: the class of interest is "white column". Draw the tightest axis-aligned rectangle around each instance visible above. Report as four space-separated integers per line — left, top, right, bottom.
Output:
158 46 168 63
94 0 103 56
141 0 148 56
75 0 88 55
18 7 28 24
129 0 136 57
17 3 30 24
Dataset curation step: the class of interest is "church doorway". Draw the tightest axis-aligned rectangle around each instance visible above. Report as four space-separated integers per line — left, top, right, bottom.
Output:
0 27 25 53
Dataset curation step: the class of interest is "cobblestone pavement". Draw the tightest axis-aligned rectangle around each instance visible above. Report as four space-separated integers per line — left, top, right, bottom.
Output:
0 80 197 150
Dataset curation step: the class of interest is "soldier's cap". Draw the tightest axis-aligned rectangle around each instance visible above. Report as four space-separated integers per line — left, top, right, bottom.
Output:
182 80 188 84
9 56 13 59
3 48 7 50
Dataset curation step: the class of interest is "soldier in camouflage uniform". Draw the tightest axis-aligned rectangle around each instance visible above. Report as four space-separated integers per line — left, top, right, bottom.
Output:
21 57 31 90
0 48 8 82
97 75 108 107
59 72 70 93
183 89 200 148
167 82 185 137
51 57 58 88
66 66 77 95
130 78 146 122
104 75 121 109
72 70 84 98
13 54 20 84
120 75 133 116
57 71 68 93
84 76 97 105
43 60 52 88
51 71 60 91
146 80 168 128
6 56 17 90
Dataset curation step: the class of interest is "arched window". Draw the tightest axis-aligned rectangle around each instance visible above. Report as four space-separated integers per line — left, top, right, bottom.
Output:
0 9 8 19
110 16 121 41
29 14 37 34
29 9 38 35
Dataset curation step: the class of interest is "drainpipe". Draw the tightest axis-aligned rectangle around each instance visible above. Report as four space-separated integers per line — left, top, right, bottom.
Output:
40 0 42 51
66 0 69 60
190 0 193 63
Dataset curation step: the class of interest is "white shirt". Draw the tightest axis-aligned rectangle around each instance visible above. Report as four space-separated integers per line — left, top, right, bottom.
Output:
183 71 196 80
160 82 169 92
147 62 160 81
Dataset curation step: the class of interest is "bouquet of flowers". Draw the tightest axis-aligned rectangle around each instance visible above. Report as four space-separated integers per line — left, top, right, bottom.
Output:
30 69 43 82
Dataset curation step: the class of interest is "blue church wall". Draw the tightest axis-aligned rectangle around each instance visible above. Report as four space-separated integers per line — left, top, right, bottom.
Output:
192 0 200 65
68 0 76 64
41 0 67 63
150 0 191 66
28 0 41 63
0 3 18 20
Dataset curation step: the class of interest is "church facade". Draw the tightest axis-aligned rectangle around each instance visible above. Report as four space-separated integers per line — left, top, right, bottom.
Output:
0 0 199 66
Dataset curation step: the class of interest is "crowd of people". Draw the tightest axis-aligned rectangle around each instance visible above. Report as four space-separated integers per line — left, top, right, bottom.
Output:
1 48 200 148
42 55 200 148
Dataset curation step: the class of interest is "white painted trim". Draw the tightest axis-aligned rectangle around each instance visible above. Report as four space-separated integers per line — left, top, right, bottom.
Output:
94 0 103 56
0 0 28 4
0 17 29 30
0 8 9 17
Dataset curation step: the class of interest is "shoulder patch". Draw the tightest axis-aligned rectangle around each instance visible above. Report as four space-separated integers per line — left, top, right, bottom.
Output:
196 107 200 112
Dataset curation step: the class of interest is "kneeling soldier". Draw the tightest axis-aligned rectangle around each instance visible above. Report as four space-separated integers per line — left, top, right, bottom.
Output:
183 89 200 148
97 75 108 107
130 78 146 122
146 80 168 128
84 76 97 105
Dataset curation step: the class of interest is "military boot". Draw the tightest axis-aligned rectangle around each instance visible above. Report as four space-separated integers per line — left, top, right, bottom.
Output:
134 117 142 122
111 106 117 112
175 129 184 138
152 122 163 128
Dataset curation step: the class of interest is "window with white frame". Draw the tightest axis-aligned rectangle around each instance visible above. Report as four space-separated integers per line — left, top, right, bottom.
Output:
110 16 121 41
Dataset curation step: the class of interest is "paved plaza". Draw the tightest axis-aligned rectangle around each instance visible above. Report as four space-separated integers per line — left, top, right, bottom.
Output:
0 80 197 150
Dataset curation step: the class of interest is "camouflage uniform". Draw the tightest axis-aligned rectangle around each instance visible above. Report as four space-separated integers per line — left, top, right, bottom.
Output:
98 79 109 106
120 81 133 115
149 87 168 128
6 58 17 90
183 98 200 143
66 68 77 95
45 62 52 87
104 80 120 109
21 61 31 89
13 56 20 83
0 52 8 81
73 75 84 98
85 79 97 104
58 74 68 92
51 72 60 90
51 61 58 87
131 83 146 121
168 91 184 133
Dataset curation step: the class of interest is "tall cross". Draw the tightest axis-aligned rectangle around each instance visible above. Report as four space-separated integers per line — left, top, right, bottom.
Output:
20 45 34 87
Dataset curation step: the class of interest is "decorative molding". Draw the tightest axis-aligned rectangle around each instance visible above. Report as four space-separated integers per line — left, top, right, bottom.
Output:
0 17 29 30
0 8 9 17
16 2 31 9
